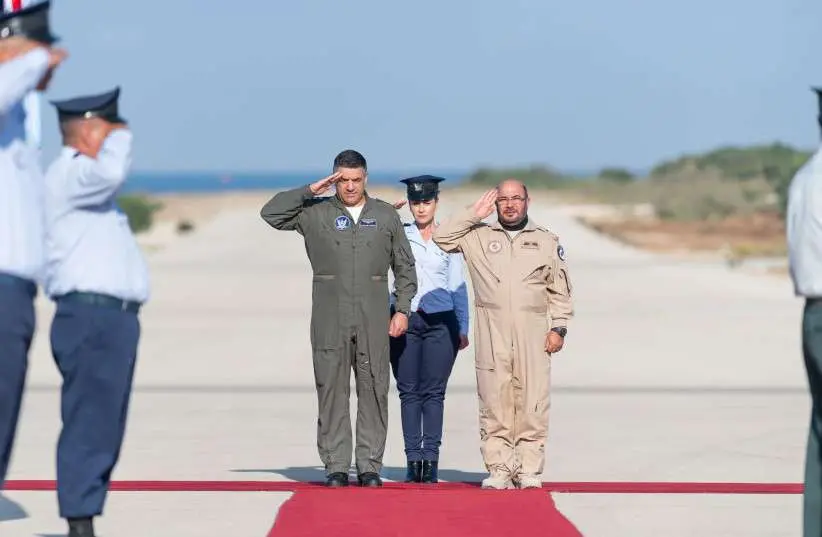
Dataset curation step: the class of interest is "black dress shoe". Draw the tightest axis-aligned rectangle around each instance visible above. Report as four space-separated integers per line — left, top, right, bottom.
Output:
67 517 95 537
358 472 382 487
405 460 423 483
421 460 438 483
325 472 349 487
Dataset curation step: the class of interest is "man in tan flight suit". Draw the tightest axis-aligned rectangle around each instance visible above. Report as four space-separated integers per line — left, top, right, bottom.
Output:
433 179 573 489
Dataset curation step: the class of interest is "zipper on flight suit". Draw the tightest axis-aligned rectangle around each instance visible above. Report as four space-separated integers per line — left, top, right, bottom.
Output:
351 207 358 338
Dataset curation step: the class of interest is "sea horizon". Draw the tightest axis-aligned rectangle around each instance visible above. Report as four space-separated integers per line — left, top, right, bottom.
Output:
120 169 472 195
120 168 611 195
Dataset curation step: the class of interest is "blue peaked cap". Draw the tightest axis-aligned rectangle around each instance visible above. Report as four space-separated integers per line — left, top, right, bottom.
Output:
50 87 126 125
400 175 445 201
0 1 59 45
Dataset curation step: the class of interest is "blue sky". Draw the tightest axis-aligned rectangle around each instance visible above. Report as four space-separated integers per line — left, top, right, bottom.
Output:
33 0 822 173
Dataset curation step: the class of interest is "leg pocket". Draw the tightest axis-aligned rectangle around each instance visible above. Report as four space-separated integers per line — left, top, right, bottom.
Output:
472 307 497 370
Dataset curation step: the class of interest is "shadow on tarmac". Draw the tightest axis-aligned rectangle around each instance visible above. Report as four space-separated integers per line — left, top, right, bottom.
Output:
232 465 489 484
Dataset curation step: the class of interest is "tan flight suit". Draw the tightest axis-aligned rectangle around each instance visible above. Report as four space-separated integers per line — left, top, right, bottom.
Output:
432 207 573 480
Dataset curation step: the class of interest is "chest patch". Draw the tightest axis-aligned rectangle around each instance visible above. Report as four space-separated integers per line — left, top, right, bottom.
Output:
521 240 539 249
487 240 502 254
360 218 377 228
334 215 351 231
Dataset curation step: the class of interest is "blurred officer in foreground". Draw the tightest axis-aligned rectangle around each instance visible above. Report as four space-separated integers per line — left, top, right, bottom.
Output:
44 87 146 537
787 87 822 537
0 0 66 491
260 150 417 487
389 175 469 483
433 179 573 489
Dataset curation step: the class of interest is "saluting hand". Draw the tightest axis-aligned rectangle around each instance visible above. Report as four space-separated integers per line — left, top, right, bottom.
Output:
545 331 564 354
392 199 407 209
309 172 342 196
472 189 498 219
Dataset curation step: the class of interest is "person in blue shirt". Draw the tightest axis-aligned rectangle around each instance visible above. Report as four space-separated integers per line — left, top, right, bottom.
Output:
389 175 470 484
43 87 147 537
0 0 66 493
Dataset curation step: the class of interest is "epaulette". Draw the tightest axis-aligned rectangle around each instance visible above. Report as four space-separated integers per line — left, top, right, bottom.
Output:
535 225 558 239
403 222 412 227
72 151 80 159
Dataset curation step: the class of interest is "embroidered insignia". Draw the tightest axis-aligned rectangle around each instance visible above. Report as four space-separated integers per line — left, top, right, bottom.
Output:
522 240 539 249
334 215 351 230
488 240 502 254
360 218 377 227
557 244 566 260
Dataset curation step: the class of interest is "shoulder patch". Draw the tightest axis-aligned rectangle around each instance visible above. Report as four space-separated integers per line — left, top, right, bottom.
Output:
557 244 566 261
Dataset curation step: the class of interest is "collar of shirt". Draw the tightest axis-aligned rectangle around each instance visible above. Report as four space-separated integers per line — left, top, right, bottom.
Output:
61 144 83 161
405 221 440 246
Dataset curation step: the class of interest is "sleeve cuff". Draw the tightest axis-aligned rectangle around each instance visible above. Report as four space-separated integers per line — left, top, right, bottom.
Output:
105 128 133 145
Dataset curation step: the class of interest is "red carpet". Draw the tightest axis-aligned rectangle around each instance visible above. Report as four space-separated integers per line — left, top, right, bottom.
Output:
267 488 583 537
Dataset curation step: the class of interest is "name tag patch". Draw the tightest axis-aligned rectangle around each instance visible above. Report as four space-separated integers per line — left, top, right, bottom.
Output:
334 215 351 230
360 218 377 228
522 240 540 249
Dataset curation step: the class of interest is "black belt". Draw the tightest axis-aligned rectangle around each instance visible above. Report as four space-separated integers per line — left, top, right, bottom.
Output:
0 272 37 297
57 291 141 313
416 308 456 318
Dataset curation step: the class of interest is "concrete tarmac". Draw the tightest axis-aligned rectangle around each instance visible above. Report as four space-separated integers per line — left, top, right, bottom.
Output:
0 188 809 536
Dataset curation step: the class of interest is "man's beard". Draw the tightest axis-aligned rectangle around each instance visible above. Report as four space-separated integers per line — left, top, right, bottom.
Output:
500 215 527 231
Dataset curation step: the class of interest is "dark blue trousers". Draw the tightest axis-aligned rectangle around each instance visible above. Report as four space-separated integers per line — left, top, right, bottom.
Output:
0 274 36 489
389 309 459 461
50 299 140 519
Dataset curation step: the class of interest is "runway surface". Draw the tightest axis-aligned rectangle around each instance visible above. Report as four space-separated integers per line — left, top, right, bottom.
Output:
0 188 808 536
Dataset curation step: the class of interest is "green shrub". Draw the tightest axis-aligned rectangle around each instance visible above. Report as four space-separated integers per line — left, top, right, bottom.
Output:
599 167 635 183
117 194 163 234
649 170 773 221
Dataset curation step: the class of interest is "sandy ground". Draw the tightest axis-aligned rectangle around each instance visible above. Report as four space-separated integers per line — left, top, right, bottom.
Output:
0 186 810 536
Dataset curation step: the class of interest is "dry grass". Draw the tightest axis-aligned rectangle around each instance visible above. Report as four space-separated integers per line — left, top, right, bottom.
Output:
581 211 786 259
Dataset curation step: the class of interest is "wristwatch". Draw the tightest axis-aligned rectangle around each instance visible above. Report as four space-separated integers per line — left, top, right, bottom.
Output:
550 327 567 338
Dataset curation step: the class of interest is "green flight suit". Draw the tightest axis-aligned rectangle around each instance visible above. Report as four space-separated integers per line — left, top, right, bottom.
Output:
261 185 417 476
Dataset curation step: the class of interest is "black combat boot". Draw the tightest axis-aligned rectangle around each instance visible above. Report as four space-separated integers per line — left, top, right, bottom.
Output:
67 517 95 537
421 460 438 483
405 460 423 483
358 472 383 487
325 472 349 487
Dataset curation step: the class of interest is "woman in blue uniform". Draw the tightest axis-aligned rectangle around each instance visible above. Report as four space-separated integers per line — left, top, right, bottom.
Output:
389 175 470 484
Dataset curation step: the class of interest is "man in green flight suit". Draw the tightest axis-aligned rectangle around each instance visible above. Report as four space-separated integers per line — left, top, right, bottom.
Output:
261 149 418 487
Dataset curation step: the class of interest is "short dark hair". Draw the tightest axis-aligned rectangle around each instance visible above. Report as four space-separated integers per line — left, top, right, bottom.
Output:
333 149 367 171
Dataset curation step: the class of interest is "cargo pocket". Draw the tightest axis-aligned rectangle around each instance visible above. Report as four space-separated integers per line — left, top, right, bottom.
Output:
560 267 572 294
472 305 496 370
310 275 339 350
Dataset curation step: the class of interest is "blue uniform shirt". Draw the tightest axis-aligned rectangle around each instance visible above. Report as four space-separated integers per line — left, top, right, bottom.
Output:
0 48 51 283
391 222 470 335
43 129 150 303
788 143 822 298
